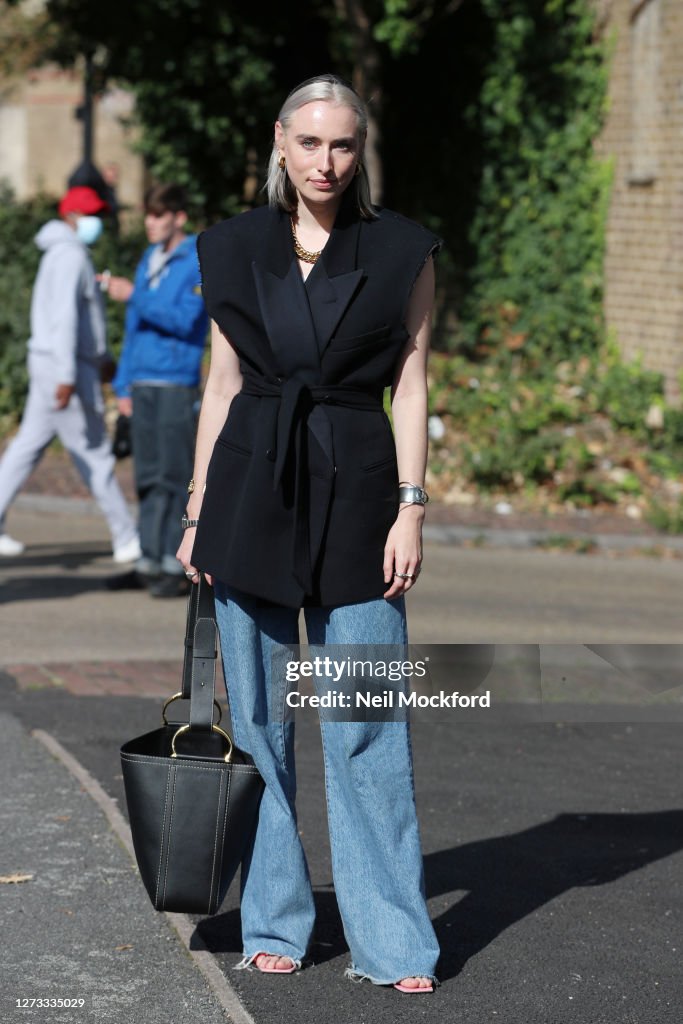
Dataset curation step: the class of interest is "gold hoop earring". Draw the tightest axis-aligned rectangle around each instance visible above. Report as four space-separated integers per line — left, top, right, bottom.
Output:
278 155 286 170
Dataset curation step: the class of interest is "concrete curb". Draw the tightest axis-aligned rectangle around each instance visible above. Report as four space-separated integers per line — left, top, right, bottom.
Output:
423 523 683 553
32 728 257 1024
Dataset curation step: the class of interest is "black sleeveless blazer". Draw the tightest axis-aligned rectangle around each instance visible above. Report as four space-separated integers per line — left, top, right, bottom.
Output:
192 197 440 608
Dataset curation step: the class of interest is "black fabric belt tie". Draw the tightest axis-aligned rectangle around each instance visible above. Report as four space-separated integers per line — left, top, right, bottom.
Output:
241 373 383 594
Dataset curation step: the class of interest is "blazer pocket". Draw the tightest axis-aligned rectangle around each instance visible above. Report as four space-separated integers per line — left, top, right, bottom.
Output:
332 324 391 353
216 436 252 457
361 454 397 473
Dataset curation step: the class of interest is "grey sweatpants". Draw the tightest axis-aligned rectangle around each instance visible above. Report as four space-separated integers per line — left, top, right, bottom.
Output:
0 353 137 549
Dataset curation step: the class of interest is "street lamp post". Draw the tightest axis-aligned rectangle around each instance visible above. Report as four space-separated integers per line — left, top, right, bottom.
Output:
68 52 107 195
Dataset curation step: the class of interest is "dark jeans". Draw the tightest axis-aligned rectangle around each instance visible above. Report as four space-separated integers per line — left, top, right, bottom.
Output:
131 384 197 575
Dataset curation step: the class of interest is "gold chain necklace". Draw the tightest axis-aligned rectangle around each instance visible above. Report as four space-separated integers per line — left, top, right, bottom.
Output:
290 219 323 264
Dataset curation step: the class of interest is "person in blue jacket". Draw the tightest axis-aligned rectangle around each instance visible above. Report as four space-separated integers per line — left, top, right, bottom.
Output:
108 184 209 597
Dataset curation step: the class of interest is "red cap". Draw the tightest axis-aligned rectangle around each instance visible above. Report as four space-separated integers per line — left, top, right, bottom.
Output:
58 186 109 217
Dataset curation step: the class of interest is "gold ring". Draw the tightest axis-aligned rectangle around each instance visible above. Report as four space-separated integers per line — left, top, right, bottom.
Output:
162 691 222 726
171 723 233 763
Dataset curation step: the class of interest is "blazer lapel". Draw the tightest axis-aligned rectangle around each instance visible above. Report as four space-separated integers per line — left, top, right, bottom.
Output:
306 199 365 355
305 267 364 356
251 200 366 371
251 208 320 382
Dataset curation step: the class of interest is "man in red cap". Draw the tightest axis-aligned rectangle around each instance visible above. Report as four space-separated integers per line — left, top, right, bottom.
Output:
0 186 141 562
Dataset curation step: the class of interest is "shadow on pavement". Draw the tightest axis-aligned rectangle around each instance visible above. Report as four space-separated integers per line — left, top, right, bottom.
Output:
427 809 683 982
192 809 683 984
195 889 349 965
0 542 111 570
0 572 123 603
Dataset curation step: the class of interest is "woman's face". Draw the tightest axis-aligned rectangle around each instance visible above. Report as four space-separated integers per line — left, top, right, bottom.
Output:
275 101 361 210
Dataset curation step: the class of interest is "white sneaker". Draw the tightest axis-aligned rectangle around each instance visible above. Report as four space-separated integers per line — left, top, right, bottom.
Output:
0 533 25 556
112 536 142 564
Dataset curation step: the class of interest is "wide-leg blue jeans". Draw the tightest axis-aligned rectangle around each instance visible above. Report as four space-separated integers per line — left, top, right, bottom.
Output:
213 581 440 985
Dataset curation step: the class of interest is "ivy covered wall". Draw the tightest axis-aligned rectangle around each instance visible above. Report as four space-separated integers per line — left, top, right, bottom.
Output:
457 0 611 366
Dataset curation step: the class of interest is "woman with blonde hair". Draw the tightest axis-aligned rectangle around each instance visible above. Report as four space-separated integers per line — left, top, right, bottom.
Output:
178 73 440 993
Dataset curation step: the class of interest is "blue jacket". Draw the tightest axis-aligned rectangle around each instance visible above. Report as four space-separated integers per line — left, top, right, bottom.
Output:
113 235 208 396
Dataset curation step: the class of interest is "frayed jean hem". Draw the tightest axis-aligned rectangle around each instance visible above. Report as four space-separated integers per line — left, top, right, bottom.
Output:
344 966 440 987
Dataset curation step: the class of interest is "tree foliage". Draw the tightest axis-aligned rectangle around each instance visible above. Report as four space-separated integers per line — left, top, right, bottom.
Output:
1 0 465 219
457 0 610 364
0 1 609 367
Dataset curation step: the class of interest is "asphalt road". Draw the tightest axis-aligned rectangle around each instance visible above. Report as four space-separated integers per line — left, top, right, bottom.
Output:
4 684 682 1024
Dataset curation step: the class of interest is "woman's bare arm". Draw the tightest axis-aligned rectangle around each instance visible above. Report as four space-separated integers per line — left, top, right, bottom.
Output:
382 256 434 600
176 319 243 578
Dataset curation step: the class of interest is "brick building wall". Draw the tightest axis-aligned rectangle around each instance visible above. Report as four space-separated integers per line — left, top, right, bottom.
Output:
0 64 144 215
595 0 683 399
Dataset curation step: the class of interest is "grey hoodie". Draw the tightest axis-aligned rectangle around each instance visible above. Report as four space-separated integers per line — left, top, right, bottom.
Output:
28 220 107 385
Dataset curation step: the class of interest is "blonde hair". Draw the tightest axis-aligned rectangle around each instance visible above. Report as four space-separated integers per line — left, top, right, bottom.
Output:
265 74 376 219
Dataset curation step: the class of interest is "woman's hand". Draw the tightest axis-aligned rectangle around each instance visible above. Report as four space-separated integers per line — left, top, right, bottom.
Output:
176 527 212 586
382 505 424 600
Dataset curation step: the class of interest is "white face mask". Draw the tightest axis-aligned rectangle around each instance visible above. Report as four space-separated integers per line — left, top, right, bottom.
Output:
76 216 104 246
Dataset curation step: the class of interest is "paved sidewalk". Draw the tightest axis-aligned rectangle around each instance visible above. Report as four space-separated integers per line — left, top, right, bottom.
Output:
0 711 230 1024
9 444 683 555
8 660 184 697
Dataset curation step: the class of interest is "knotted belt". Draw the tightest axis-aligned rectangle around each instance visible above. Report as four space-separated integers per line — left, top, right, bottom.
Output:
240 373 384 594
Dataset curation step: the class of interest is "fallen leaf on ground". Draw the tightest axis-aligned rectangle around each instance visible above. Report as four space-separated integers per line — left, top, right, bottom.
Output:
114 944 134 952
0 873 34 884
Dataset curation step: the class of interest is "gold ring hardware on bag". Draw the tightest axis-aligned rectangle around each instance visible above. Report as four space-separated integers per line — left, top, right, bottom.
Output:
171 723 234 763
162 691 222 726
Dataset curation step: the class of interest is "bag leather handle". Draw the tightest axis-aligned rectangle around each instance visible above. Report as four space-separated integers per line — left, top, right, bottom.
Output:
189 612 217 733
180 575 216 698
176 578 232 745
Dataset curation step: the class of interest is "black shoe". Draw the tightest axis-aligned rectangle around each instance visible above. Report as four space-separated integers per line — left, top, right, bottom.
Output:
105 570 149 591
148 573 192 598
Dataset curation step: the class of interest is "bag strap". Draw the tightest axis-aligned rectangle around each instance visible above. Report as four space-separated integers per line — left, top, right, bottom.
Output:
170 579 237 760
180 575 216 698
189 579 218 733
180 581 199 699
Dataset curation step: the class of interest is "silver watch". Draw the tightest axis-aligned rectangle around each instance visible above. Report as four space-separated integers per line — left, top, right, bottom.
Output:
181 514 200 530
398 484 429 506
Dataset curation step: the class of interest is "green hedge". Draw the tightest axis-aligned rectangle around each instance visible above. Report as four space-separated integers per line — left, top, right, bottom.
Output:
428 345 683 527
0 184 145 427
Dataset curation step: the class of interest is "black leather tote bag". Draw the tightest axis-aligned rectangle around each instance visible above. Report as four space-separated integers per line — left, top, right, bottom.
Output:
120 578 264 915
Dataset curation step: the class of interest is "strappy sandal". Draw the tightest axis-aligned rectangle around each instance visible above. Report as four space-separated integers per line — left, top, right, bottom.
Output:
393 977 435 994
253 953 300 974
